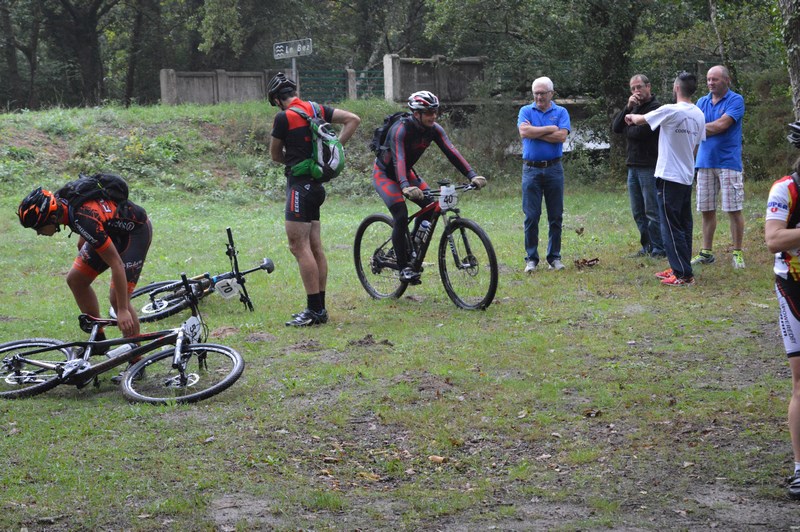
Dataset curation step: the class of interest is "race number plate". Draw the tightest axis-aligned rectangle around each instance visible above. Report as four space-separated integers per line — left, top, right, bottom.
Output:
182 316 203 343
214 278 241 299
439 185 458 211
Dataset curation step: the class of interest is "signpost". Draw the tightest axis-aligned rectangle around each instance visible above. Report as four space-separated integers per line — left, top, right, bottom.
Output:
273 38 313 84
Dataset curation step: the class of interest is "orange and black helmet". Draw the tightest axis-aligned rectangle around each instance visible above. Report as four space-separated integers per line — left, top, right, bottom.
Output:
17 187 59 229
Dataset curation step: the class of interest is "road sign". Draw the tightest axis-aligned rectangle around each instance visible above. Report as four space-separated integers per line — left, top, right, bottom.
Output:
273 39 313 60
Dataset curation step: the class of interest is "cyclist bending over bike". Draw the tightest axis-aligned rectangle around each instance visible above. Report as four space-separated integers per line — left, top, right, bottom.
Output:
372 90 486 283
17 183 152 342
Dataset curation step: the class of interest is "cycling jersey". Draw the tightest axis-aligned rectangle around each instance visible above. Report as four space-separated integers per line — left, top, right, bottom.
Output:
69 198 148 254
375 116 476 188
271 97 335 183
766 175 800 282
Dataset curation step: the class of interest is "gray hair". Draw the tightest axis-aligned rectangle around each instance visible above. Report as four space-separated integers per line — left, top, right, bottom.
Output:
532 77 554 93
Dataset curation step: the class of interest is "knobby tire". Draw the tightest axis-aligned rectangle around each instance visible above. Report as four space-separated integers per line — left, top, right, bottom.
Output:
120 343 244 404
438 217 498 310
0 338 73 399
353 213 407 300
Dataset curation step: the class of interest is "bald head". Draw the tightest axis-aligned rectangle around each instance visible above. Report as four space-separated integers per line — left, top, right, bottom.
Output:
706 65 730 98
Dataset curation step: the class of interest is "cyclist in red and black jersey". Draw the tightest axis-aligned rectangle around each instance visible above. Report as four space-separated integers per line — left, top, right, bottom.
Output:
373 90 486 283
269 72 360 327
17 184 152 340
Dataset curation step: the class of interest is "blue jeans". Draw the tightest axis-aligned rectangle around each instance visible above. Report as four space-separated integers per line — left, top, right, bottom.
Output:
628 166 663 255
656 178 693 279
522 162 563 265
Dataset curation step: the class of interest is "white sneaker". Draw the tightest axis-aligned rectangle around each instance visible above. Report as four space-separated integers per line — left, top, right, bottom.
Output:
548 259 565 271
524 260 537 273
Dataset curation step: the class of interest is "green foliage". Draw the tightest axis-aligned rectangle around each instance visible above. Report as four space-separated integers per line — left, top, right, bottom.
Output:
740 68 796 180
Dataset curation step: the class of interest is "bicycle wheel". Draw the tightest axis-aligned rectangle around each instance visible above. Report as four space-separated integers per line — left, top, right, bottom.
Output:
438 218 498 310
120 343 244 404
0 338 73 399
127 280 196 322
353 213 407 299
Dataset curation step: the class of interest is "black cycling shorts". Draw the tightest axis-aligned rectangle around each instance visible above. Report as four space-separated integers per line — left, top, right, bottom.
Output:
285 182 326 222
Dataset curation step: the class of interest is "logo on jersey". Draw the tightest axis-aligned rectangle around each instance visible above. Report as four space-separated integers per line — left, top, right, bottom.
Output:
768 200 789 211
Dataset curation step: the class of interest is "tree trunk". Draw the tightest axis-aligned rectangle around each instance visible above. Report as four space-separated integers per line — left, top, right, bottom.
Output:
780 0 800 119
0 0 25 107
124 0 144 107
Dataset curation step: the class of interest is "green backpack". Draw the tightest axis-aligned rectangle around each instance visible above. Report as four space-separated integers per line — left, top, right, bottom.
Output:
289 102 345 182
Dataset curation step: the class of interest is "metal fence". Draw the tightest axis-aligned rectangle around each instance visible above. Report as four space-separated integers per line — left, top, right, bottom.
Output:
354 70 383 99
299 69 383 103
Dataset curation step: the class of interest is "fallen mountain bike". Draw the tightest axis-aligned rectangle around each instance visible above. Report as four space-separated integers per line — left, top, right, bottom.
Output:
0 275 244 404
354 181 498 310
114 227 274 322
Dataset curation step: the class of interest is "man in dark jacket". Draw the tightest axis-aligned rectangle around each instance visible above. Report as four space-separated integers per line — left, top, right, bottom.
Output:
612 74 664 257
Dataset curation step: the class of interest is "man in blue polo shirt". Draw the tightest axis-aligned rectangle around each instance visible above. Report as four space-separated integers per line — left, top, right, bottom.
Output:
692 65 746 269
517 76 571 273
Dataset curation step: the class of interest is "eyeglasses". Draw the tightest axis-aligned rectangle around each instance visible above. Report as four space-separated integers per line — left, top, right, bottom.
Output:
533 91 553 97
421 109 438 116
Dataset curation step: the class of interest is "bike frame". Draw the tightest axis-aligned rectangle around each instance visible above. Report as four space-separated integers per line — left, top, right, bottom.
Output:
5 275 204 388
140 227 274 312
401 182 474 276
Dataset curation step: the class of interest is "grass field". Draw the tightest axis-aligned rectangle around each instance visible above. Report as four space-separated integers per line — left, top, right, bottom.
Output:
0 173 797 529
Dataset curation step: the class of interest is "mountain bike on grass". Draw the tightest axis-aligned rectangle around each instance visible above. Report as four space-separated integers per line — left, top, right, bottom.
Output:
113 227 274 322
0 275 244 404
354 181 498 310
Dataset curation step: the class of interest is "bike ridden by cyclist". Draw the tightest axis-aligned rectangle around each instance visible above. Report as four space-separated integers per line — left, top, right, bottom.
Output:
17 183 152 343
268 72 361 327
373 90 487 283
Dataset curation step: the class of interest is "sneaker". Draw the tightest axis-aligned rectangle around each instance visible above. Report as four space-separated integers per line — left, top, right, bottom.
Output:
627 248 649 258
524 260 537 273
654 267 673 279
110 363 145 384
788 473 800 500
690 250 715 265
399 267 422 285
548 259 565 271
732 250 745 269
285 308 328 327
660 275 694 287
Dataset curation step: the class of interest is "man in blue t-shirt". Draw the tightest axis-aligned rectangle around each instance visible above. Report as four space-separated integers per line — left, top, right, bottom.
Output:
692 65 746 269
517 76 571 273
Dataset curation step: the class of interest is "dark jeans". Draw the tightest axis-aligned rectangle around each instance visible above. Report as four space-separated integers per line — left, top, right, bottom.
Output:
628 166 663 255
656 177 693 279
522 162 563 265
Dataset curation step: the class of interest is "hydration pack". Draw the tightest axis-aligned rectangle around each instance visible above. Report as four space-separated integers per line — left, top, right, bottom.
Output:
369 111 411 155
289 103 345 182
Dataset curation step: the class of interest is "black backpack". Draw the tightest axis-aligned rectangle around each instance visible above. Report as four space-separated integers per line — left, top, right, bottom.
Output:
57 173 130 223
369 111 411 155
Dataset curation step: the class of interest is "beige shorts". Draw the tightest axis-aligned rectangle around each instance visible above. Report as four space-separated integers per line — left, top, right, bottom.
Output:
696 168 744 212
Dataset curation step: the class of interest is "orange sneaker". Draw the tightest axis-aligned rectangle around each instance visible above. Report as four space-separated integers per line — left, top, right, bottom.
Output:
660 275 694 287
654 268 673 280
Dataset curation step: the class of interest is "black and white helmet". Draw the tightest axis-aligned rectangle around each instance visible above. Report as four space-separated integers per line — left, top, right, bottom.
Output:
407 90 440 111
789 121 800 149
267 72 297 106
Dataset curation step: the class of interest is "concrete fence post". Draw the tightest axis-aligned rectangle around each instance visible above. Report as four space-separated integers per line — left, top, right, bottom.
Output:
160 69 178 105
384 54 400 102
215 70 228 104
346 68 357 100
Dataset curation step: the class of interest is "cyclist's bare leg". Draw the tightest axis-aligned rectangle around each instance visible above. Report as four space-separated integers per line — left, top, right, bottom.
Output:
309 220 327 293
285 220 321 295
66 267 101 318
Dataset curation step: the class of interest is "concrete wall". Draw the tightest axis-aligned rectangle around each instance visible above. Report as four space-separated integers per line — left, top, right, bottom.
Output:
160 68 352 105
160 69 281 105
383 54 485 103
